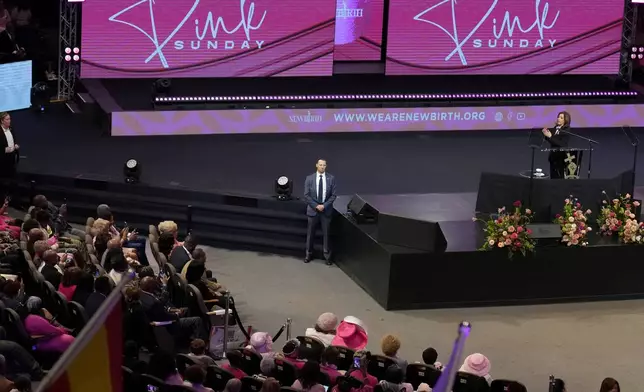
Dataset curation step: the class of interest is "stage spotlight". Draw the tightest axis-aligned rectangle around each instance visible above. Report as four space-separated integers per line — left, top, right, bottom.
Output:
31 82 51 112
275 176 293 200
153 78 172 96
124 159 141 184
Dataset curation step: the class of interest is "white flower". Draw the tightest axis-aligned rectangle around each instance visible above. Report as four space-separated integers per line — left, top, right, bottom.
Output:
498 242 505 248
630 214 636 219
636 236 642 242
488 239 495 246
568 217 574 223
502 231 508 236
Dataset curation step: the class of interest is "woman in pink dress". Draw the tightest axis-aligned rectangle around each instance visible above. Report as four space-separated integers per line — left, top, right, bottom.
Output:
23 297 74 354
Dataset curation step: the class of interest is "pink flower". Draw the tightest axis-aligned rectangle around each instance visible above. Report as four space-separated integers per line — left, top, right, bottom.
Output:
576 202 581 208
634 201 641 207
514 241 521 247
525 209 532 215
513 200 522 207
564 198 570 204
527 229 532 235
508 226 515 233
505 239 512 245
497 218 503 224
555 214 561 219
585 209 591 214
511 233 518 239
516 226 524 233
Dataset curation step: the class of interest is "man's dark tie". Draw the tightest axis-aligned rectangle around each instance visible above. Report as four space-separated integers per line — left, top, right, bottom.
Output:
318 175 323 202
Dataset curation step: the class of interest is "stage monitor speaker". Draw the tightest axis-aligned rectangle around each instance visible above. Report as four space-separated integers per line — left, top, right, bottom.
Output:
347 194 379 223
377 213 447 253
527 223 561 246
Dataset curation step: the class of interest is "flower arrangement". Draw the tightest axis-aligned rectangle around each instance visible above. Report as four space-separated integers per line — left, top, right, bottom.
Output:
474 200 536 258
554 197 592 246
621 218 644 244
597 192 640 236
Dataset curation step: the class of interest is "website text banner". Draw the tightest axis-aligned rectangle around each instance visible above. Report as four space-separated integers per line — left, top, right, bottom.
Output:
80 0 336 78
111 104 644 136
334 0 384 61
386 0 623 75
0 61 32 112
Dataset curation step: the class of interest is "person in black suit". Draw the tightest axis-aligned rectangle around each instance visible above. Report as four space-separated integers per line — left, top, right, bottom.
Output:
542 111 571 179
0 113 18 198
84 276 112 319
39 250 62 289
169 234 197 272
303 159 337 265
139 276 206 341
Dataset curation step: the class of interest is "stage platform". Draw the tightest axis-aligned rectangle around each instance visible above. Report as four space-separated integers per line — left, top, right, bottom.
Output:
333 192 644 310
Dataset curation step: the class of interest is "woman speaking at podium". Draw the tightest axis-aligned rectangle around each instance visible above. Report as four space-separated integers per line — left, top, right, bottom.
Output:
542 111 571 179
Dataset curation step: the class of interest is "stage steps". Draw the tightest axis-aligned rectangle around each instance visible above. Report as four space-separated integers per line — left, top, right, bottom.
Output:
14 173 321 257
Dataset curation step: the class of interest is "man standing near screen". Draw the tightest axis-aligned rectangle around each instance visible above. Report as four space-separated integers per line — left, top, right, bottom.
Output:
0 112 18 197
304 159 337 265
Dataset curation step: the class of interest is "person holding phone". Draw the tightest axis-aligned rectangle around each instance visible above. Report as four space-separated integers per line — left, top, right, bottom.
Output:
32 195 85 240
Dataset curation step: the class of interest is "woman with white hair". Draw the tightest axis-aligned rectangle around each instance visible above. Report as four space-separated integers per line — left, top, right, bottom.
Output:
305 312 338 346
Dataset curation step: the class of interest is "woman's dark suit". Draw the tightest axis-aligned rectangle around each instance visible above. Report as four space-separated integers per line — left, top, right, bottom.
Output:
0 128 18 189
546 125 570 179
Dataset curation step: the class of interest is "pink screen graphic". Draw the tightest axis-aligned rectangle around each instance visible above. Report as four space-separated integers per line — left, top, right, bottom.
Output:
386 0 623 75
80 0 336 78
333 0 384 61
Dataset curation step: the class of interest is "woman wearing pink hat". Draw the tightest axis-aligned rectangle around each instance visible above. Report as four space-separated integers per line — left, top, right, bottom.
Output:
459 353 493 385
247 332 275 358
331 316 368 350
305 312 338 346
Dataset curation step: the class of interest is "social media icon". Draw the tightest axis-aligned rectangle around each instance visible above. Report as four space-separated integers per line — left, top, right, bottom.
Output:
517 112 526 120
495 112 503 122
507 111 513 120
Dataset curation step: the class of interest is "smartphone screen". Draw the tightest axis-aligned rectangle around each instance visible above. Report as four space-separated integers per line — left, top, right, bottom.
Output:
147 385 158 392
353 357 361 368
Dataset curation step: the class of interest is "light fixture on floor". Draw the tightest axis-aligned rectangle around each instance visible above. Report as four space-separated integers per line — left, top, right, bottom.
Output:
275 176 293 200
124 159 141 184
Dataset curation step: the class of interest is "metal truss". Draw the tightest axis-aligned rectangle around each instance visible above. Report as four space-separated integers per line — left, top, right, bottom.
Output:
57 0 80 101
618 0 638 87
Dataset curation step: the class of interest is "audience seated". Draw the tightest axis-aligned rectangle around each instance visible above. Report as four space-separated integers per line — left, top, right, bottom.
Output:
260 357 276 378
600 377 619 392
459 353 493 386
279 339 302 367
343 351 377 387
106 249 129 285
158 232 176 259
148 350 184 386
23 297 74 355
31 240 49 268
184 260 218 302
292 361 325 392
123 340 148 374
305 313 338 346
93 232 111 261
39 250 62 288
33 209 82 251
0 280 22 313
248 332 274 358
221 349 248 379
0 355 14 392
58 266 81 301
381 335 407 377
0 198 19 239
97 204 148 266
9 375 30 392
0 335 43 381
378 365 413 392
320 346 342 384
223 378 242 392
170 234 198 272
187 338 216 367
32 195 84 239
421 347 441 369
70 270 94 306
139 276 206 341
332 316 368 351
552 378 566 392
84 276 112 319
260 378 281 392
184 364 214 392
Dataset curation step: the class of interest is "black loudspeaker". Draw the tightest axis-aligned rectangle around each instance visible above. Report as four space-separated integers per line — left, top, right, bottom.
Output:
377 213 447 253
527 223 561 246
347 194 379 223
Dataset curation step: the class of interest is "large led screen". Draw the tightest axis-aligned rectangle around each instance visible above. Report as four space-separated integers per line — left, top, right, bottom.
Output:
334 0 384 61
112 104 644 136
80 0 336 78
386 0 624 75
0 61 32 112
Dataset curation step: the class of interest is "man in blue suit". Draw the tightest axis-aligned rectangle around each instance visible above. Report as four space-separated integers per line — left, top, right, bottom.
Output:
304 159 337 265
